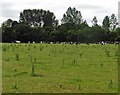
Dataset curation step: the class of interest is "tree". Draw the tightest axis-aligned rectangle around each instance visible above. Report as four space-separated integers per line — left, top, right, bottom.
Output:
109 14 118 31
2 19 17 42
2 19 13 31
12 21 19 27
2 27 16 42
102 16 110 30
92 16 98 26
66 30 77 42
61 7 83 25
19 9 58 28
0 27 1 42
14 24 32 42
89 26 106 42
115 28 120 41
78 20 89 30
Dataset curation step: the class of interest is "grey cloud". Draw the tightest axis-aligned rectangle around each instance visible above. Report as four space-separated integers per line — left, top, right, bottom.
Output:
24 1 44 6
1 2 19 19
75 4 102 10
94 9 111 14
1 9 19 18
1 2 14 9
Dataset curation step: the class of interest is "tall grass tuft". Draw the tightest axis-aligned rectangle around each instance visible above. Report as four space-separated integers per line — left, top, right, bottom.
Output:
31 62 35 76
3 47 7 51
31 57 35 76
72 59 77 65
40 47 43 51
79 52 83 57
12 82 17 89
59 83 62 88
105 49 110 57
78 84 82 90
108 79 113 89
100 62 103 69
16 53 19 61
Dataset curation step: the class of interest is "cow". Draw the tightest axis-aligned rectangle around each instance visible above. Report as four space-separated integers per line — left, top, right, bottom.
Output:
101 41 106 45
114 41 119 45
15 40 21 43
33 41 35 43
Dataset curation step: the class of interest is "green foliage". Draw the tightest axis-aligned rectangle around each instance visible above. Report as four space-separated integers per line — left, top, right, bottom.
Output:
92 16 98 26
2 27 16 42
2 19 13 30
1 8 119 43
61 7 83 25
109 14 118 32
14 24 32 43
115 28 120 41
20 9 58 28
102 16 110 30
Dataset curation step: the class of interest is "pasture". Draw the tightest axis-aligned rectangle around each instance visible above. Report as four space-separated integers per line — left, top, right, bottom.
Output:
2 43 118 93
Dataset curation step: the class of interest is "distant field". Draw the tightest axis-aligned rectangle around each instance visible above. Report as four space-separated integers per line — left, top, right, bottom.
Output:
2 43 118 93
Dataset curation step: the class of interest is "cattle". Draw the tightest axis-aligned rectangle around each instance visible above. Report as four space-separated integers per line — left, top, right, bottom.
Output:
15 40 21 43
40 41 43 44
70 42 73 44
101 41 106 45
33 41 35 43
114 41 119 45
75 42 80 45
28 41 30 43
60 42 66 44
50 42 53 44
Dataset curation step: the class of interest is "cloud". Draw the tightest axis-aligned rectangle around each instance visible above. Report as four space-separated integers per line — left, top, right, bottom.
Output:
75 4 102 10
1 2 14 9
0 0 119 26
1 9 19 19
1 2 19 19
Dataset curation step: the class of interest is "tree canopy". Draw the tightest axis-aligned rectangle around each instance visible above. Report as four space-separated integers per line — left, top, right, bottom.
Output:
1 8 120 43
20 9 58 28
61 7 83 25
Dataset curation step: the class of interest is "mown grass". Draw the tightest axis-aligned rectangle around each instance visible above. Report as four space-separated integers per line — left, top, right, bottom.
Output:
2 43 118 93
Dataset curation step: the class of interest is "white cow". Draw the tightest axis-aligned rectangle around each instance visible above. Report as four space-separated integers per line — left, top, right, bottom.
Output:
50 42 53 44
40 41 43 44
15 40 21 43
101 41 106 45
28 41 30 43
33 41 35 43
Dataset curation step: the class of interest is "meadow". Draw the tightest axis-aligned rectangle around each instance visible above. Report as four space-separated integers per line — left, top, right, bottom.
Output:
2 43 119 93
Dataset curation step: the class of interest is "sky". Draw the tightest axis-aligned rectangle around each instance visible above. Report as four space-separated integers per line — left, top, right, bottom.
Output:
0 0 120 26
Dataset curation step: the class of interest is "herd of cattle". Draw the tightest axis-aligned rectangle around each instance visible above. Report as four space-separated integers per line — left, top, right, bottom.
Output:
14 40 120 45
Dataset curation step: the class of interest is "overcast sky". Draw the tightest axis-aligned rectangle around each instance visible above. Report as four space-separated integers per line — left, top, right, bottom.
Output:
0 0 120 26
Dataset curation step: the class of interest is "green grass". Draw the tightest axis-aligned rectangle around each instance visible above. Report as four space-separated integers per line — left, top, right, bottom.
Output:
2 43 118 93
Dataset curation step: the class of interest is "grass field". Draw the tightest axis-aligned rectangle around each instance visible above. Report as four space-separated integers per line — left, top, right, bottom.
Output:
2 43 119 93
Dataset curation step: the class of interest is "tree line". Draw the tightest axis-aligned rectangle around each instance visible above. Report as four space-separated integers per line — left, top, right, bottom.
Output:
1 7 120 43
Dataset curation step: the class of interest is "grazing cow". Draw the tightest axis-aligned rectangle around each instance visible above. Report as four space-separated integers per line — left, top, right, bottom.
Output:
60 42 66 44
40 41 43 44
101 41 105 45
15 40 21 43
50 42 53 44
70 42 73 44
75 42 80 45
114 41 119 45
33 41 35 43
28 41 30 43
